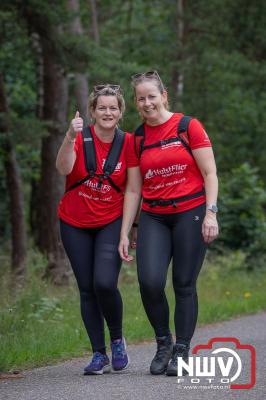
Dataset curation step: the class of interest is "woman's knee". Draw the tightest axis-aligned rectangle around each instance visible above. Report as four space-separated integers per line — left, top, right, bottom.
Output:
173 281 197 298
139 279 165 300
79 286 95 302
93 280 118 296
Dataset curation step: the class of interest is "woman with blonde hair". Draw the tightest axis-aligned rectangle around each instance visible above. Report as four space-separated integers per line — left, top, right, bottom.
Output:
119 71 219 376
56 85 141 375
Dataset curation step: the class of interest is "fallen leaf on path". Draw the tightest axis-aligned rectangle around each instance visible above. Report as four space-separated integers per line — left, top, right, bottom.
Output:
0 372 24 380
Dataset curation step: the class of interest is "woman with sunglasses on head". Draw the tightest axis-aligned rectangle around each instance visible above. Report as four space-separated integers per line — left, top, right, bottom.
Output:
119 71 219 376
56 85 141 375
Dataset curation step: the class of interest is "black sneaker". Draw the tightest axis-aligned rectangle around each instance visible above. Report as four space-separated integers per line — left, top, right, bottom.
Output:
150 334 173 375
166 343 190 376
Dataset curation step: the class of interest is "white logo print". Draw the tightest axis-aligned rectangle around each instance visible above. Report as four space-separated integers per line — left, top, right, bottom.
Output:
144 164 188 180
83 179 111 194
194 215 200 221
178 347 242 381
176 337 256 390
145 169 154 179
161 142 181 150
102 159 122 171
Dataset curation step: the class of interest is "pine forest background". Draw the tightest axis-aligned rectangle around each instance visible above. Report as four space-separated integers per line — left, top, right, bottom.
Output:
1 0 266 287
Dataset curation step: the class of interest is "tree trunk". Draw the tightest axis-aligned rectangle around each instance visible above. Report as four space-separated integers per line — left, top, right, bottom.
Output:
37 40 70 285
68 0 89 124
89 0 100 45
172 0 185 111
0 73 27 286
30 32 44 244
73 73 89 124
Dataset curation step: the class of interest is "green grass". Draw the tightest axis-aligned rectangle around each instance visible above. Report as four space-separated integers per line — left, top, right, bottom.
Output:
1 250 266 372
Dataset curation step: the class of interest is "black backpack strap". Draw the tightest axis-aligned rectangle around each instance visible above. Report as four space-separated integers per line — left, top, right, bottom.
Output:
98 127 125 193
177 115 193 156
82 126 97 175
134 117 194 157
134 124 145 157
65 127 125 194
65 127 96 193
103 128 125 175
135 123 145 137
65 174 91 193
178 115 193 133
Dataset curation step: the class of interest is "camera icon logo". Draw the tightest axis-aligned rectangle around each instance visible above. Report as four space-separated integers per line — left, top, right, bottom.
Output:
177 337 256 390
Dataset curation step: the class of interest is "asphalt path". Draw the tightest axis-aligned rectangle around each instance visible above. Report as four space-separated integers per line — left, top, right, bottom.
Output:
1 312 265 400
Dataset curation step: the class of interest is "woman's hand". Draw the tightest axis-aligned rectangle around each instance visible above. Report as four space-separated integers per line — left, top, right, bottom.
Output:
202 212 219 244
68 111 83 139
119 235 134 262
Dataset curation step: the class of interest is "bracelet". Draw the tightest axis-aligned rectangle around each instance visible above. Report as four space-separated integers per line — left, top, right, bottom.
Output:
132 222 138 228
65 132 76 143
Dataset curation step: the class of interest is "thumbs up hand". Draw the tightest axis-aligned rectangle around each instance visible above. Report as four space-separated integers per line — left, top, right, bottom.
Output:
68 111 83 139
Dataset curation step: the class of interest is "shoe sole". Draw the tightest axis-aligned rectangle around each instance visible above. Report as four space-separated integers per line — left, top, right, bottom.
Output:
165 369 177 376
84 365 111 375
166 368 188 377
150 367 167 375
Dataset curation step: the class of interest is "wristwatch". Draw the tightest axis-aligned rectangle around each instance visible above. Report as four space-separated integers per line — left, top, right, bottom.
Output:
206 204 218 213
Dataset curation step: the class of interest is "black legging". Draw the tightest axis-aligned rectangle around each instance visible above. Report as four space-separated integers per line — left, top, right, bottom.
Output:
136 204 207 345
60 217 123 352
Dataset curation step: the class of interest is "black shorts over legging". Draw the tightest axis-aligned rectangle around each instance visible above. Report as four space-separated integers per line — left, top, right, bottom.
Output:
60 217 123 352
136 203 207 345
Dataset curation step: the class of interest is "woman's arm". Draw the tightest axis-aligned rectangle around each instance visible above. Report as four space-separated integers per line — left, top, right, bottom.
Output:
56 111 83 175
192 147 219 244
119 166 142 261
130 198 142 249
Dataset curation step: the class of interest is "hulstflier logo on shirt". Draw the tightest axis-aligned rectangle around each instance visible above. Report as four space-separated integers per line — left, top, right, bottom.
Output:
83 179 111 194
144 164 188 180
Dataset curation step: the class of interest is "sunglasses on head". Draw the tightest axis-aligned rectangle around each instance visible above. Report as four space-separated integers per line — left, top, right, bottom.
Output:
93 84 121 93
131 70 160 80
